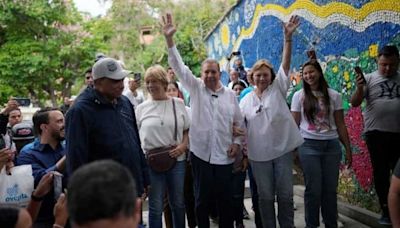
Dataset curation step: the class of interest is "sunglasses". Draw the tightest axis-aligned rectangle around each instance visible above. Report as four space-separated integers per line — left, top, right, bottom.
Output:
85 76 92 80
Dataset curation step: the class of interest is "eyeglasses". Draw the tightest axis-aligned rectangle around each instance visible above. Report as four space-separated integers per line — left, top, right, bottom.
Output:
85 76 92 80
256 105 263 114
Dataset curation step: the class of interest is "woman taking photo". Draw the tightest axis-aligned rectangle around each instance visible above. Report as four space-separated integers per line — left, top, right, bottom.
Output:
291 59 352 228
239 16 304 228
136 65 190 228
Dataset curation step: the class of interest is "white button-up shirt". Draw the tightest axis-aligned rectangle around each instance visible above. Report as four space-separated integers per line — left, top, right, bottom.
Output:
168 46 243 165
240 66 304 162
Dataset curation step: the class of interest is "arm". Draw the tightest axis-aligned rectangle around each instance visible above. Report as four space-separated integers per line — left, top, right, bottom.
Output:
27 172 54 222
0 99 19 134
334 110 352 166
389 175 400 228
350 72 365 107
162 13 200 91
281 15 300 75
65 107 89 176
291 111 301 127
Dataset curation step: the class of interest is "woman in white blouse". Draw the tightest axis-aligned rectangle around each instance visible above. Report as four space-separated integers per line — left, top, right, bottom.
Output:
239 16 303 228
135 65 190 228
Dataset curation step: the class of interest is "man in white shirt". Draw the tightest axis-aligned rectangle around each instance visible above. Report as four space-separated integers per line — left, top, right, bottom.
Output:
162 13 243 228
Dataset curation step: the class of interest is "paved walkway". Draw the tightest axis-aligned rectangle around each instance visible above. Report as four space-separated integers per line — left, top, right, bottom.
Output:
141 183 370 227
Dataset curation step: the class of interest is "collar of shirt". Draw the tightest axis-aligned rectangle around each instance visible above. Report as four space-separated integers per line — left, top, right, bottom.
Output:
33 138 65 153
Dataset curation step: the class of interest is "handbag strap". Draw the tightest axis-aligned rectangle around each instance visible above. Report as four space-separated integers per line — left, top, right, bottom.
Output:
172 98 177 141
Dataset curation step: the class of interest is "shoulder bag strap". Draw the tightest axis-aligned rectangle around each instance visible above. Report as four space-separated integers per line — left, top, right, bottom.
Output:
172 98 177 142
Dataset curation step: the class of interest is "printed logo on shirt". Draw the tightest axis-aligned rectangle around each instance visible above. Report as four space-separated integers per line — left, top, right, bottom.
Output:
5 184 28 202
308 96 331 133
379 81 400 99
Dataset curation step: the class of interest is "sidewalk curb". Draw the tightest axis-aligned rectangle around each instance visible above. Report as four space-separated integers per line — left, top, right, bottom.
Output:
293 185 387 228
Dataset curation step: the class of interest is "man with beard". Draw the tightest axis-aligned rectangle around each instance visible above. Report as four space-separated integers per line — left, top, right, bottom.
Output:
17 107 66 227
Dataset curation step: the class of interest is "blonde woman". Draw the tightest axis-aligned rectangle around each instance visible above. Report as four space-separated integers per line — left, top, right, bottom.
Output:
135 65 190 228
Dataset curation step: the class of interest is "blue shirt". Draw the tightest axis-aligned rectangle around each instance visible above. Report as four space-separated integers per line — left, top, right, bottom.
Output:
17 138 65 225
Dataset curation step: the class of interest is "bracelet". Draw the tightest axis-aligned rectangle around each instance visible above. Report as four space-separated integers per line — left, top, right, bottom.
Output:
285 39 292 42
31 191 45 201
53 224 64 228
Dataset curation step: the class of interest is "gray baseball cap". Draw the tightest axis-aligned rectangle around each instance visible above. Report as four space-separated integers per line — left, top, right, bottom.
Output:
92 57 131 80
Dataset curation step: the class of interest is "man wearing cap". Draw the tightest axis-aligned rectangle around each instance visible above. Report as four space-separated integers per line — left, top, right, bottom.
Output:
65 57 149 198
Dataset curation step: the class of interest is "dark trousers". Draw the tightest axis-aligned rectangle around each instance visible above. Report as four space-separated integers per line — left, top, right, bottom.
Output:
248 164 263 228
191 154 234 228
365 130 400 215
232 170 246 225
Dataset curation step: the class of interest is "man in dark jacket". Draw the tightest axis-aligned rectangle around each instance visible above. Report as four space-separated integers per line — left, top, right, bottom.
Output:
65 57 149 197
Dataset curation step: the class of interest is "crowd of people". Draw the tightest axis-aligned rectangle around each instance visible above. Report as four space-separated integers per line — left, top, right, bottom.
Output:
1 12 400 228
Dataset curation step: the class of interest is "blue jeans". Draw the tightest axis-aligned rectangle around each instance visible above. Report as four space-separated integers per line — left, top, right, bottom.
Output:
250 152 294 228
148 161 186 228
299 138 341 228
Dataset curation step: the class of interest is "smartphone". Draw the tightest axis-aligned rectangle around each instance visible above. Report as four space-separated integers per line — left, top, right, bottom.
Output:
134 73 141 81
354 66 366 83
53 171 63 200
232 51 241 56
13 98 31 107
307 50 317 59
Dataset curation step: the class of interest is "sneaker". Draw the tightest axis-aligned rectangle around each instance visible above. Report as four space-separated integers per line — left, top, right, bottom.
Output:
243 207 250 220
378 215 392 226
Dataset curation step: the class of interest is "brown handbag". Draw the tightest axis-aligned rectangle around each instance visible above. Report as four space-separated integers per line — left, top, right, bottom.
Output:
147 99 178 172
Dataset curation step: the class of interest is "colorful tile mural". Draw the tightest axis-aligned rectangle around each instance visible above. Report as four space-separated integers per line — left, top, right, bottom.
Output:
205 0 400 209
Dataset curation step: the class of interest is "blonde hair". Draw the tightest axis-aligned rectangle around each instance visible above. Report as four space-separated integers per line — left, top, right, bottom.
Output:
144 65 169 89
250 59 276 82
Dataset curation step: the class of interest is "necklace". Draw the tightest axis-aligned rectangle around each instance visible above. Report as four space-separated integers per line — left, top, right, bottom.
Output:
156 99 168 126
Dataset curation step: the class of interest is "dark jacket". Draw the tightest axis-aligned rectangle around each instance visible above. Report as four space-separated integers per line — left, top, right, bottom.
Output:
65 87 149 195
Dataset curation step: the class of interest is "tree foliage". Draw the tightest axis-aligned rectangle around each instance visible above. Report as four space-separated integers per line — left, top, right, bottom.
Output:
0 0 235 106
102 0 235 76
0 0 103 106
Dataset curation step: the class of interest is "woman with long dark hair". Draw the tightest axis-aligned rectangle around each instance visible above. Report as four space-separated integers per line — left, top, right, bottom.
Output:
291 59 352 228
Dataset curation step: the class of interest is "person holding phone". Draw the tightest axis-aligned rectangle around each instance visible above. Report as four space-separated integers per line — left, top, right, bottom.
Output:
16 108 66 227
123 73 145 108
291 57 352 228
350 45 400 225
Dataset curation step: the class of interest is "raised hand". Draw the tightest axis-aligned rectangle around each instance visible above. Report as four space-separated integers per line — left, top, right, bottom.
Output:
283 15 300 37
161 13 176 38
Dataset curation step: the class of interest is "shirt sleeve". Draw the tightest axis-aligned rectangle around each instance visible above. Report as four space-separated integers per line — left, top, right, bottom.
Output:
17 151 56 186
168 46 201 93
65 106 90 176
178 99 190 131
275 65 291 95
290 91 302 112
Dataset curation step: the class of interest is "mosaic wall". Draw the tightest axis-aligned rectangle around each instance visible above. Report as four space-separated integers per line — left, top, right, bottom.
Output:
205 0 400 208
